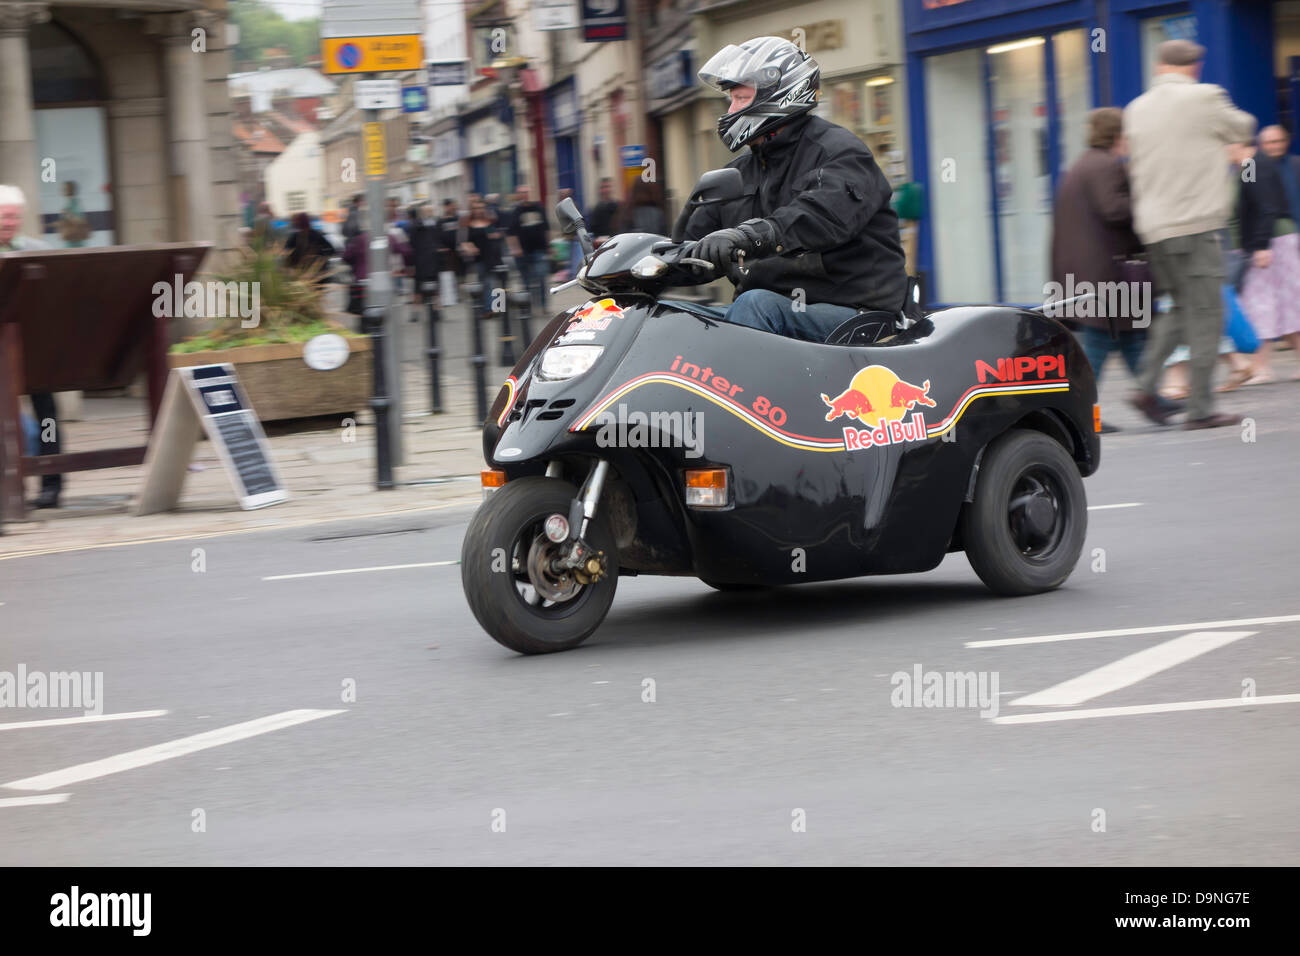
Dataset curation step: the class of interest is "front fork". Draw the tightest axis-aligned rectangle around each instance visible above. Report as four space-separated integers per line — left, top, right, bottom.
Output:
551 459 610 584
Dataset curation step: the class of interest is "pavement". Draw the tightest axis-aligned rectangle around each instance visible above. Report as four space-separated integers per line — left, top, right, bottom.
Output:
0 281 592 558
1 358 1297 865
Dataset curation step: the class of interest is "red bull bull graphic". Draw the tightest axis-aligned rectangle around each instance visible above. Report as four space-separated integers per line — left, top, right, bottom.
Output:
559 298 625 342
821 365 935 450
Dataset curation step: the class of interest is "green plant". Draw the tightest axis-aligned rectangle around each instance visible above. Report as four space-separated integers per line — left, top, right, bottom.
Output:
171 240 344 351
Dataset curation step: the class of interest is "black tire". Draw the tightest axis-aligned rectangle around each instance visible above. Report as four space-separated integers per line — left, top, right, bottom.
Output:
961 428 1087 596
461 477 619 654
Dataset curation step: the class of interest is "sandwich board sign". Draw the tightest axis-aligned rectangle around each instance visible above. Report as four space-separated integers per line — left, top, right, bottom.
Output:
137 364 288 514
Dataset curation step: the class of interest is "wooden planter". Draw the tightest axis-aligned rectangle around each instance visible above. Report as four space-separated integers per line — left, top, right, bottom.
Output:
168 338 372 422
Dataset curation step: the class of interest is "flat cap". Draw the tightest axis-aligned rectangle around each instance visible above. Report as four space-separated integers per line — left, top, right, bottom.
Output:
1157 38 1206 66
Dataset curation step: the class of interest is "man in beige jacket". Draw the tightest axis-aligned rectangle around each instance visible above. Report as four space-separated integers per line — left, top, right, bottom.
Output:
1124 39 1256 429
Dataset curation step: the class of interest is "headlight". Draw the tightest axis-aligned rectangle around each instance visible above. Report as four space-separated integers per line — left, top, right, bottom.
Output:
631 255 667 278
539 345 604 381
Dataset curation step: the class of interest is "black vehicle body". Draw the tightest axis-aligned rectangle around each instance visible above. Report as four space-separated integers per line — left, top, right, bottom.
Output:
482 233 1098 586
462 178 1100 653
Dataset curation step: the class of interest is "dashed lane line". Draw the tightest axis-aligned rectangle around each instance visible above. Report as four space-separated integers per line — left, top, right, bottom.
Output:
0 710 168 732
2 709 345 792
966 614 1300 648
0 793 71 809
993 694 1300 724
263 560 457 581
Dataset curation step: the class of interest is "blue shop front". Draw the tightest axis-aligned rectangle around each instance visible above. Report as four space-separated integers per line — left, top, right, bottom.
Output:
903 0 1297 305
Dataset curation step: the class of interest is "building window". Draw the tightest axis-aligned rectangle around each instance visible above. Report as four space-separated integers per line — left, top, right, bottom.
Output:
822 70 907 184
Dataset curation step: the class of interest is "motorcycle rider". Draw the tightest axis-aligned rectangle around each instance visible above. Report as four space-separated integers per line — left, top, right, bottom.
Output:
686 37 908 341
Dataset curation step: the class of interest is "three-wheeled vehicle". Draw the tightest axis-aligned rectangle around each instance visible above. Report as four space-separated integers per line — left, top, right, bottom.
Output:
461 169 1100 654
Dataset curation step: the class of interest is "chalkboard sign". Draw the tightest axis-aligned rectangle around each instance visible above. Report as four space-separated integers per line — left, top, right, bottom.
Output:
137 364 288 514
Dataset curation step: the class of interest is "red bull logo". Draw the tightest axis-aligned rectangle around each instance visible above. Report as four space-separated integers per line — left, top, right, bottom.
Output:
820 365 934 451
567 297 624 332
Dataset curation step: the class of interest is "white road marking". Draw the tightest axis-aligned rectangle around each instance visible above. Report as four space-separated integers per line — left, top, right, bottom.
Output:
1011 631 1256 707
0 793 71 808
1087 502 1143 511
993 694 1300 724
2 709 344 792
0 710 167 732
263 561 456 581
966 613 1300 648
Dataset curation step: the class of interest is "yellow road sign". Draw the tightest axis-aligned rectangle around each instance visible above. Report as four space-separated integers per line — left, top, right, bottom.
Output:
322 35 423 74
364 122 387 177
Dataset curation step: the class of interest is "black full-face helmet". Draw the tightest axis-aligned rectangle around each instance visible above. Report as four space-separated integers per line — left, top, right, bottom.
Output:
698 36 821 152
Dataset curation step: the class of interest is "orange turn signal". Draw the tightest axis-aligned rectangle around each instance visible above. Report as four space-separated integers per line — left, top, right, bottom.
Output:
685 468 728 508
1093 404 1102 433
481 469 507 488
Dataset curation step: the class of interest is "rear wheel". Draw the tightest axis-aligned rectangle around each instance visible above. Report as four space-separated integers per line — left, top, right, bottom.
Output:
961 429 1087 595
461 477 619 654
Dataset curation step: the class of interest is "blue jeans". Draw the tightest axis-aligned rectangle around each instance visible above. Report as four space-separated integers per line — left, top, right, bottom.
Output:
721 289 858 341
518 250 549 313
1081 326 1146 383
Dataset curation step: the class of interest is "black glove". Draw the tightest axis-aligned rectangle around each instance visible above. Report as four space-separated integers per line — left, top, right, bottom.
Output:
695 219 779 271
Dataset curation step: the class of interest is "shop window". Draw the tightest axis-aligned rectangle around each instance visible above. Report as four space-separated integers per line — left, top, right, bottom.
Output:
29 21 114 247
1141 13 1198 88
826 71 907 185
1054 30 1091 170
989 37 1050 304
925 48 995 303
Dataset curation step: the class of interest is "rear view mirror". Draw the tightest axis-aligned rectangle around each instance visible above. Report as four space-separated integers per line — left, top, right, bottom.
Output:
556 197 583 236
691 168 743 205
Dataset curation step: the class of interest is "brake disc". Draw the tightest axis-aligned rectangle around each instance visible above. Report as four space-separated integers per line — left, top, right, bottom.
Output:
526 536 581 603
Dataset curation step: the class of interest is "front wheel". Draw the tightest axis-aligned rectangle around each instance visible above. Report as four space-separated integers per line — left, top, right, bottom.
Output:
461 477 619 654
961 429 1087 595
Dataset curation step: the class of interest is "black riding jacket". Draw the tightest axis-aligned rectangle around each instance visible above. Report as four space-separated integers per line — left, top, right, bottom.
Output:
685 114 907 313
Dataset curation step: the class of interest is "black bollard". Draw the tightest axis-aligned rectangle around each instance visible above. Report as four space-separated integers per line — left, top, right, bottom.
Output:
466 276 489 425
510 288 534 353
362 304 394 490
421 280 443 414
493 262 517 367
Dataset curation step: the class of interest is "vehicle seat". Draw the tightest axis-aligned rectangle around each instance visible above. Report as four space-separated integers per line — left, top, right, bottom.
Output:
823 310 904 345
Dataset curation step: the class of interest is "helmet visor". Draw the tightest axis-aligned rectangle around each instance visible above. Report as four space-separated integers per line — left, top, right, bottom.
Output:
697 38 794 94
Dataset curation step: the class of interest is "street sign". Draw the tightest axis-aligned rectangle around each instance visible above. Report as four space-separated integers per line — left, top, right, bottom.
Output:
535 0 580 31
427 59 469 86
401 85 428 112
620 144 646 167
322 35 423 74
581 0 627 42
356 79 402 110
321 0 422 38
364 122 387 177
137 364 288 514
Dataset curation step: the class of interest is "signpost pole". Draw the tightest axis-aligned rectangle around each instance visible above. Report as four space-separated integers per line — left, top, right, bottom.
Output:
364 99 401 482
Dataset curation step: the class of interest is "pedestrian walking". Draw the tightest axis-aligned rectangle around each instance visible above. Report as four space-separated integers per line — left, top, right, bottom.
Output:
1123 38 1256 429
1050 108 1146 431
284 212 336 280
1237 124 1300 383
459 195 504 314
614 180 669 237
506 183 551 313
436 198 462 307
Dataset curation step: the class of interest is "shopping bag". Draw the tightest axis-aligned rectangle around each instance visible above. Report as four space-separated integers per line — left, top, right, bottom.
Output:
1222 285 1259 354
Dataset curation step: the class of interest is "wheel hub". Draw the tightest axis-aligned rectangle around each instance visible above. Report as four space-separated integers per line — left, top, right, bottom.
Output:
526 536 581 602
1008 472 1062 555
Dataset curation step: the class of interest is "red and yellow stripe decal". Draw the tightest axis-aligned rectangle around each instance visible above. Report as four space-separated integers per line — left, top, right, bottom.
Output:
568 371 1069 452
495 376 518 428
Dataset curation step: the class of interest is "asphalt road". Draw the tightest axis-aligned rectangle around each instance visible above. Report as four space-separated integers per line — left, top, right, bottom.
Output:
2 377 1298 866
